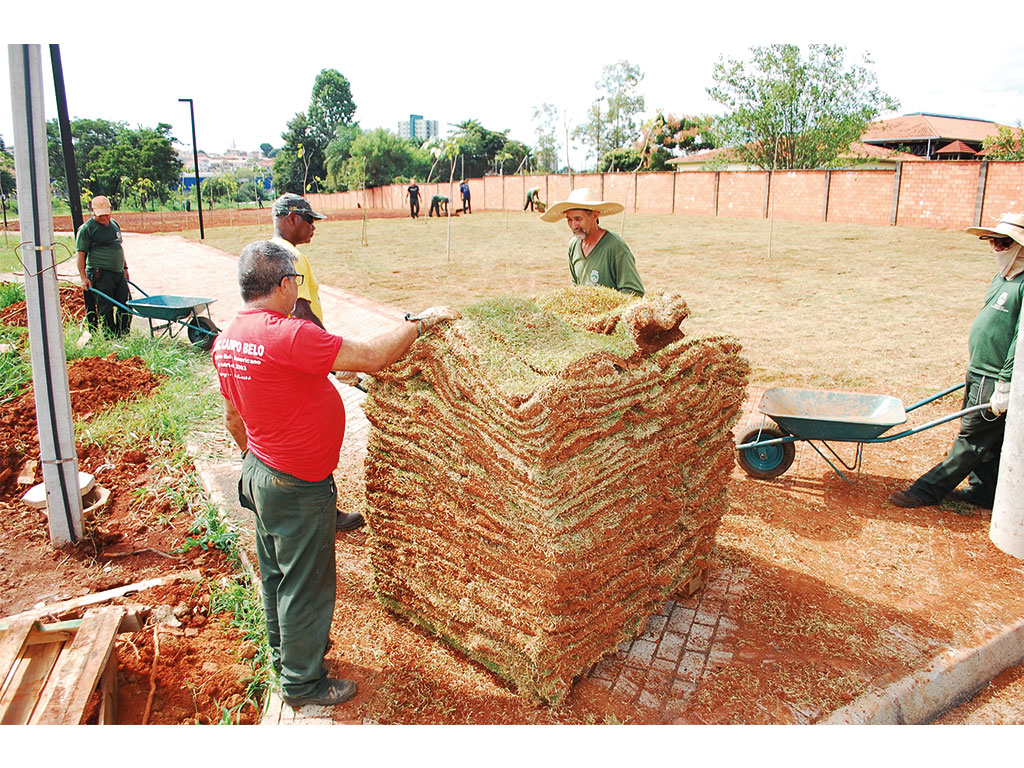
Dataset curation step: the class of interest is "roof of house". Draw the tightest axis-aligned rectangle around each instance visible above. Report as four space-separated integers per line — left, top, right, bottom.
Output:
861 113 1002 144
935 140 977 155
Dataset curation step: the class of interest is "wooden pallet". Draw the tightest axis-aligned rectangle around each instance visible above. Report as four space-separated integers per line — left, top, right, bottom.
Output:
0 605 141 724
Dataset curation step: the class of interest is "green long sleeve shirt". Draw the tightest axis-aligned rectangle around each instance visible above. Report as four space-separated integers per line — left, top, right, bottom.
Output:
967 272 1024 382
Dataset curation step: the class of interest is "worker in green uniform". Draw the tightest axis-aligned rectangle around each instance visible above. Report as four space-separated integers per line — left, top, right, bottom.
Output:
428 194 448 217
891 212 1024 510
541 187 645 296
76 195 131 336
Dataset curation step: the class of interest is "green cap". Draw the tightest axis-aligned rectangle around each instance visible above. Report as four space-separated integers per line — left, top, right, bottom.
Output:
272 193 326 220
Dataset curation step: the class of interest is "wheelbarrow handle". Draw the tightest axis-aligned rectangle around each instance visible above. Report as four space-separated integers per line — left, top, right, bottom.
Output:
904 382 966 413
868 402 993 443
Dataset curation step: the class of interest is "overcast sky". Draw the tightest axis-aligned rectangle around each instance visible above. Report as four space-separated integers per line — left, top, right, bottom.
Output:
4 0 1023 164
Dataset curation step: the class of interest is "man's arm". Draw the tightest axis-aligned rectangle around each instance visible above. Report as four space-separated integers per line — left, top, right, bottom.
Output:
76 250 91 290
292 298 325 329
223 397 248 454
330 307 459 373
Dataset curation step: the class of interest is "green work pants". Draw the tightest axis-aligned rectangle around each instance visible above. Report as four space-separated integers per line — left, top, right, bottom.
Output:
908 371 1005 506
238 453 337 700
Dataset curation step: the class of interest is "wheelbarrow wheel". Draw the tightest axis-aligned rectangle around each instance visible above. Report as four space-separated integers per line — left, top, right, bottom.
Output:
737 426 795 480
187 316 219 351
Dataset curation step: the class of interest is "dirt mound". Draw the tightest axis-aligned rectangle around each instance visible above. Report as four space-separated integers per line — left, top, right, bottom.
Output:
0 283 87 326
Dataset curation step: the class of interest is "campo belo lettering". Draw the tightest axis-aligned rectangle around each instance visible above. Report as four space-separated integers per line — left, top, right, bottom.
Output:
214 335 265 357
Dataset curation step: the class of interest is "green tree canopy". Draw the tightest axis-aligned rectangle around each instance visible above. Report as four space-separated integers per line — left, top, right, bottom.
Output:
0 135 15 200
341 128 431 189
574 60 646 167
274 69 358 193
46 119 181 209
981 122 1024 160
707 44 899 170
444 119 531 179
639 112 717 170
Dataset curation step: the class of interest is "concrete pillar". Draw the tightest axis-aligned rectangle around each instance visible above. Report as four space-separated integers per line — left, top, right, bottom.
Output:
991 327 1024 557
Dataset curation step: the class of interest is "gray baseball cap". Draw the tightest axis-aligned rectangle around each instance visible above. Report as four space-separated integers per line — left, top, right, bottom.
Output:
272 193 326 220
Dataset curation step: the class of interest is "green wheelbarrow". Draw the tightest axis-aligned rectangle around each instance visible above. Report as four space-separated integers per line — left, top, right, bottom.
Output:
88 280 220 351
735 382 993 483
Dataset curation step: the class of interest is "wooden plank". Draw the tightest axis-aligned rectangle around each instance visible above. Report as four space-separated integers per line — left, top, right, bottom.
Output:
98 643 118 725
0 618 36 696
35 606 125 725
0 641 63 724
0 570 200 624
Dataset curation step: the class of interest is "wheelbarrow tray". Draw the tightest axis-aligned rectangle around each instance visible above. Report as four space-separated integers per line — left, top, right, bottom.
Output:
758 387 908 441
126 295 215 322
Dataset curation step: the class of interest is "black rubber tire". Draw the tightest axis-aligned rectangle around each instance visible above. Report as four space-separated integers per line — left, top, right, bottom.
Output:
737 425 796 480
187 315 219 351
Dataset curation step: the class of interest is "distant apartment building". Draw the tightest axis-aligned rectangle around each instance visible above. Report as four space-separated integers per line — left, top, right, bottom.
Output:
397 114 439 141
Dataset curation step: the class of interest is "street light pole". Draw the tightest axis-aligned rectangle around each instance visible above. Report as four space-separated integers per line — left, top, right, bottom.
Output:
178 98 204 239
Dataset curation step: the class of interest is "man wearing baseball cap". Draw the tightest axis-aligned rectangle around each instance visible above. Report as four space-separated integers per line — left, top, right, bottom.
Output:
891 212 1024 510
540 187 645 296
271 193 327 329
76 195 131 336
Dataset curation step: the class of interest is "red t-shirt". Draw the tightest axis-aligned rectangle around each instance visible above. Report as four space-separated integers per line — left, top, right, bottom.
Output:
213 308 345 482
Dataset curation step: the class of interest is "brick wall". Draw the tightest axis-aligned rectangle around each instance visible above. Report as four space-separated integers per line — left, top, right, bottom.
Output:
76 161 1013 236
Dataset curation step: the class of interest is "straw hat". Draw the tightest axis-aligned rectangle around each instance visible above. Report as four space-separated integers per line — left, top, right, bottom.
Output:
90 196 112 215
965 212 1024 247
540 188 624 222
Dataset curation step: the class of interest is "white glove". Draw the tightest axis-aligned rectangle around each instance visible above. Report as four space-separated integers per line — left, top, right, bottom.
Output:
409 306 462 334
990 380 1011 416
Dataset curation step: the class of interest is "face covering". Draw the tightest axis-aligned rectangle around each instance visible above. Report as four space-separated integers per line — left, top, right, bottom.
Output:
995 241 1024 280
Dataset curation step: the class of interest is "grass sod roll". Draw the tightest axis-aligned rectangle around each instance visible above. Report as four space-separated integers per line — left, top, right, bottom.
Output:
364 287 750 703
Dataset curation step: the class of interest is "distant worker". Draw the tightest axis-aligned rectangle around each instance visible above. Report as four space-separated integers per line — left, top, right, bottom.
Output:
890 212 1024 510
460 180 471 214
214 240 460 709
524 186 541 212
428 194 449 217
76 195 131 337
541 187 645 296
406 179 421 219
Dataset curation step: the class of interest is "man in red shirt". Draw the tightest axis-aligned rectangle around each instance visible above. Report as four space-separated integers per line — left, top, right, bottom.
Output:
213 240 459 708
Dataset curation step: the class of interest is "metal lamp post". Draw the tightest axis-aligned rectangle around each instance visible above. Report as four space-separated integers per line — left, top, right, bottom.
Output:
178 98 204 239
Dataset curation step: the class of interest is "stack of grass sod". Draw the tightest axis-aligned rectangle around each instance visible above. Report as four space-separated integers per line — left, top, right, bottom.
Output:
363 286 750 703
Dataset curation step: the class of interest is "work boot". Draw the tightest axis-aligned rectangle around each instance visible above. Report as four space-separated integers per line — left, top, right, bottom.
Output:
889 489 931 508
281 677 357 709
336 511 365 532
947 488 993 509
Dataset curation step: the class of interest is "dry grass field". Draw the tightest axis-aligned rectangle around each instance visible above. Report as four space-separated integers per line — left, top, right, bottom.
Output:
183 211 989 398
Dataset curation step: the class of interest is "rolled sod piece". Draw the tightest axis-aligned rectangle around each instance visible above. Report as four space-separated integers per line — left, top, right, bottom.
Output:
364 287 750 703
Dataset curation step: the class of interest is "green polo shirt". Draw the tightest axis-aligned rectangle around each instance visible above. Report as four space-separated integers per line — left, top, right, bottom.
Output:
568 229 645 296
76 217 125 272
968 272 1024 381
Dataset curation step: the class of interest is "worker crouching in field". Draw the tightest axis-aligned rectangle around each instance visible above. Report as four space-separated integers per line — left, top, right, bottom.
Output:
541 188 645 296
213 240 460 708
891 212 1024 510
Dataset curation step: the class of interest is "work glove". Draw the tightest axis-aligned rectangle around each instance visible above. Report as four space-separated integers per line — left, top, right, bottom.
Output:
406 307 461 335
990 380 1011 416
334 370 360 386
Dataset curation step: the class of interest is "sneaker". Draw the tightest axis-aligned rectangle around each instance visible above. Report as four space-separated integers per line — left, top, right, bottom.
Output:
336 511 365 532
947 489 993 509
281 677 357 708
889 489 931 508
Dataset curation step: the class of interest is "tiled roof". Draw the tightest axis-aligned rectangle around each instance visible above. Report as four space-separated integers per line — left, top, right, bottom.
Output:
935 140 977 155
861 113 1001 144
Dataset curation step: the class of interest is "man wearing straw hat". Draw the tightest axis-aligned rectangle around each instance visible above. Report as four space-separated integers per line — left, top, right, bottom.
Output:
541 187 645 296
76 195 132 337
890 212 1024 510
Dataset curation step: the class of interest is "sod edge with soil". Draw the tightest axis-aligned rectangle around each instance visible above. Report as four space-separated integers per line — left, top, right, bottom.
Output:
363 287 750 703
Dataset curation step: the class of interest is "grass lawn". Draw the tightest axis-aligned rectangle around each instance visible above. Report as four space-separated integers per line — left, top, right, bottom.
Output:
179 211 990 397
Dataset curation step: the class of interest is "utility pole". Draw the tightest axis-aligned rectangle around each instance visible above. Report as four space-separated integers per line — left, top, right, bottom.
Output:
8 44 83 546
179 98 204 238
990 331 1024 558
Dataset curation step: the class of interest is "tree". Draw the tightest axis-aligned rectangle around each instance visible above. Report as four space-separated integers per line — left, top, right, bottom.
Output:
532 103 560 172
638 112 717 170
444 119 531 179
341 128 431 189
274 69 358 193
982 122 1024 160
0 135 15 201
574 60 646 167
707 44 899 170
324 124 363 191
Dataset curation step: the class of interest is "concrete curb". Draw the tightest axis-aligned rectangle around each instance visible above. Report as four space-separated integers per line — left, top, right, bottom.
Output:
824 618 1024 724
